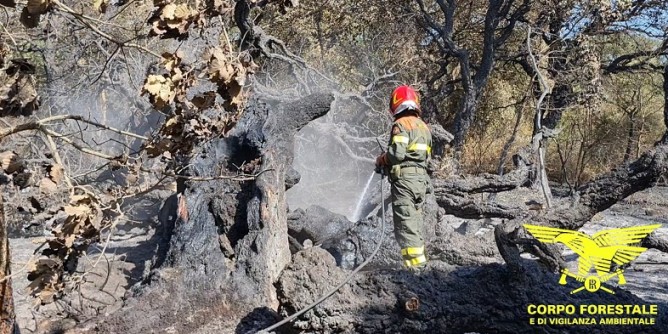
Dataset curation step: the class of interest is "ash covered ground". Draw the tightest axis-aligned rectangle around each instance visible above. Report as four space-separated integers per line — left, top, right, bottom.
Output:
9 185 668 333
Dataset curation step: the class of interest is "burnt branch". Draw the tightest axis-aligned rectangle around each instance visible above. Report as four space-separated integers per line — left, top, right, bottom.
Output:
0 196 16 334
603 39 668 75
642 234 668 254
494 144 668 274
433 167 531 194
436 193 524 219
546 145 668 229
432 159 532 219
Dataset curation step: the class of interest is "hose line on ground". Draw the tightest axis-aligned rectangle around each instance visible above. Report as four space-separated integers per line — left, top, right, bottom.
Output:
257 176 387 334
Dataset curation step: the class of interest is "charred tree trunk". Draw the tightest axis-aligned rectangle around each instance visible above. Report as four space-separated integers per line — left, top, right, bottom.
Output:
496 98 524 175
527 27 552 208
0 197 15 334
541 83 571 132
97 93 334 333
451 0 502 156
452 87 480 158
517 49 573 136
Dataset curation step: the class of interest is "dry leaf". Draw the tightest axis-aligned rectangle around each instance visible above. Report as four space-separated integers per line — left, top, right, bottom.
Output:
191 91 217 109
26 0 49 14
143 75 167 95
48 163 63 184
63 233 76 247
145 138 176 158
228 82 243 107
27 257 63 304
142 75 174 108
63 204 90 217
93 0 108 13
38 177 57 193
151 20 167 35
160 3 176 20
172 67 183 82
0 151 22 173
69 194 92 203
173 4 192 19
151 3 198 37
19 8 40 29
27 191 103 305
161 52 182 71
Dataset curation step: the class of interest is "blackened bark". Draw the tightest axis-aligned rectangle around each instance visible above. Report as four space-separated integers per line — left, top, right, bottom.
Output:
433 154 532 219
520 57 572 136
452 89 479 153
436 193 524 219
541 82 571 131
642 234 668 254
451 0 501 153
434 166 531 195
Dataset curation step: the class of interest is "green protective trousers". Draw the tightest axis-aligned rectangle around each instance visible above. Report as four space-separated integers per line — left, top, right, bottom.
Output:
390 166 429 267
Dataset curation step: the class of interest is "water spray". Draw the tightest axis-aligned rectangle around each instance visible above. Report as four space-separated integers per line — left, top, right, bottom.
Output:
351 138 388 222
351 171 376 222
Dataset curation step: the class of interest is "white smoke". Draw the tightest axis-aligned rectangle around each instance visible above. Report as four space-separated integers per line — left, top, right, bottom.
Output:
287 96 389 221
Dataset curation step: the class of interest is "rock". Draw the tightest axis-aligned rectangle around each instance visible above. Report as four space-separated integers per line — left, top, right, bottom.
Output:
276 247 355 332
455 220 483 236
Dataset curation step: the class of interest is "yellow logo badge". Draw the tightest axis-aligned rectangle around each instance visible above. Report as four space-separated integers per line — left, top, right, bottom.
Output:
524 224 661 294
392 94 402 106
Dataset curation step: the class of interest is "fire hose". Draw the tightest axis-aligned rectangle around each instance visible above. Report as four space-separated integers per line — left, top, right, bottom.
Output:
256 172 388 334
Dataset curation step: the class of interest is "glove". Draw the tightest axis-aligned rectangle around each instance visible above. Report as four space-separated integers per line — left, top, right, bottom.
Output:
375 153 387 174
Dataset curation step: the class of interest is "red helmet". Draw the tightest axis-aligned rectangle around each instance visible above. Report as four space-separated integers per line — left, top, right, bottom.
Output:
389 85 421 116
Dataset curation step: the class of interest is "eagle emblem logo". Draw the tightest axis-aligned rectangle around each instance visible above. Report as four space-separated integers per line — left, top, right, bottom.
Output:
523 224 661 294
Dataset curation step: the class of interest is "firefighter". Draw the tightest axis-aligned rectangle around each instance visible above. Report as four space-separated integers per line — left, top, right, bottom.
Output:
375 85 433 269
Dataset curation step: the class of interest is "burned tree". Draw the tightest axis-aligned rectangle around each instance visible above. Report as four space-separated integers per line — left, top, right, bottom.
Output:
415 0 531 158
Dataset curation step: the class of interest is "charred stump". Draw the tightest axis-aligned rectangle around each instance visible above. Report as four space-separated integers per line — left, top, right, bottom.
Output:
95 93 334 333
